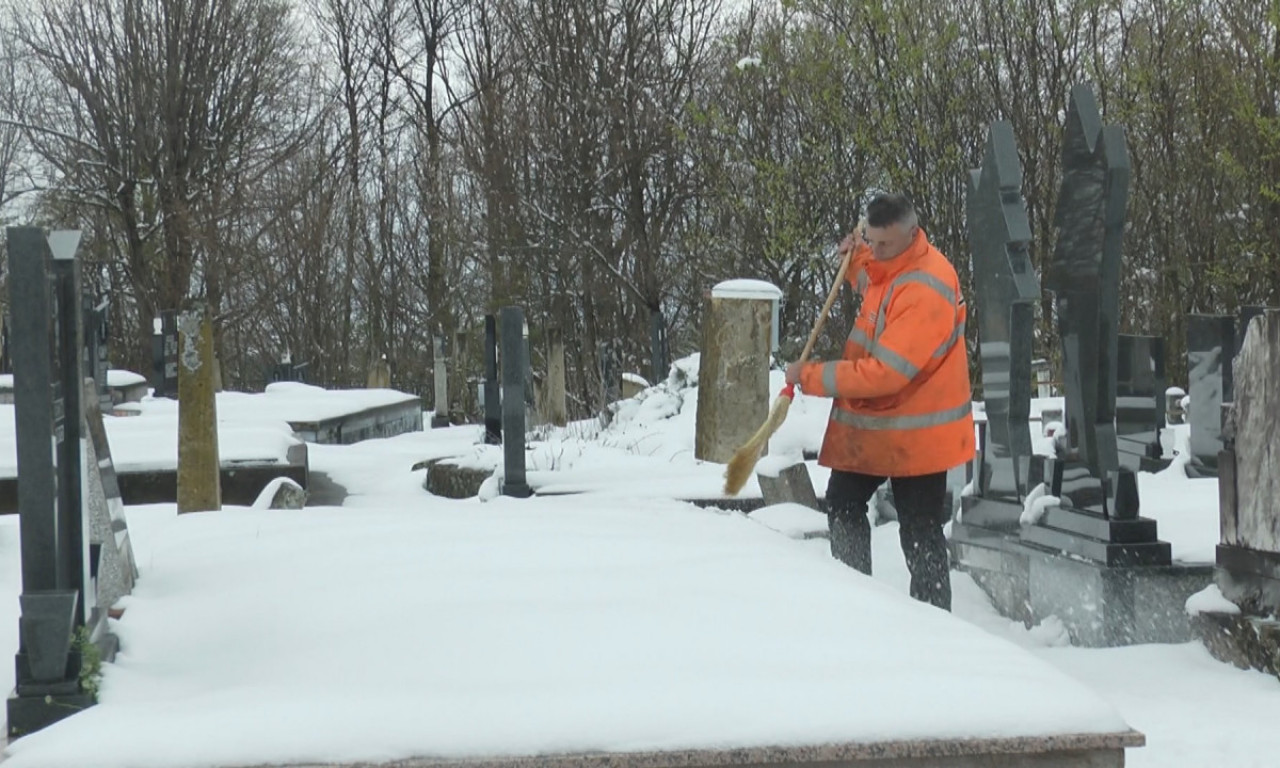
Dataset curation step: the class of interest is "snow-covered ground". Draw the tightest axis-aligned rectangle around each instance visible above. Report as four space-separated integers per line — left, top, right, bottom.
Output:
0 362 1275 767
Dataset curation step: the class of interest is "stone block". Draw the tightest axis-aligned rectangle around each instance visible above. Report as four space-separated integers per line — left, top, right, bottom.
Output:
425 460 493 499
267 479 308 509
1227 310 1280 554
694 282 779 463
757 462 819 510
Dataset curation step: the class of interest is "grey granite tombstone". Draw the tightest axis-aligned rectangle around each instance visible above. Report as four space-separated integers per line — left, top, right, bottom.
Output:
82 380 137 627
7 227 97 736
960 120 1040 529
1186 314 1235 478
499 307 532 498
432 332 450 428
483 314 501 445
1115 334 1167 473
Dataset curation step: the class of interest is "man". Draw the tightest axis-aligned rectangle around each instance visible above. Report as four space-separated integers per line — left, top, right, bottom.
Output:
786 193 974 610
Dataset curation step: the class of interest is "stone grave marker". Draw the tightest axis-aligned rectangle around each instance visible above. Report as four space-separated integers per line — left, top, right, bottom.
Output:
7 226 97 736
483 314 501 445
176 303 222 514
960 119 1040 529
432 331 450 428
82 379 137 630
151 310 179 398
1186 313 1235 478
499 306 532 498
1115 334 1167 472
650 308 669 386
694 280 779 464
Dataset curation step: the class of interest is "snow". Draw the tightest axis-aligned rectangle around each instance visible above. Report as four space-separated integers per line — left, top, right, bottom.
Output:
0 357 1276 767
106 369 148 388
710 278 782 300
1185 584 1240 616
1020 482 1060 525
621 372 650 387
735 55 762 70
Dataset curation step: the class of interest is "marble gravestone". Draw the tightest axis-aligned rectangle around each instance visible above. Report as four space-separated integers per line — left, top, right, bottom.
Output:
82 379 138 630
959 120 1040 530
1218 310 1280 613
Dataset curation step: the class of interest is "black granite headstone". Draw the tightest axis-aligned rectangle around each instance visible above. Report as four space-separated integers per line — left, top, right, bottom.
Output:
1186 313 1235 477
7 227 96 736
1019 84 1168 563
1115 334 1166 472
1 312 10 374
963 120 1040 528
650 308 669 386
83 294 110 411
483 314 501 445
151 310 179 398
499 307 532 498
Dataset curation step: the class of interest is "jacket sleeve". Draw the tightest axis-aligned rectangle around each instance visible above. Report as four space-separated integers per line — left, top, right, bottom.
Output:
799 279 960 400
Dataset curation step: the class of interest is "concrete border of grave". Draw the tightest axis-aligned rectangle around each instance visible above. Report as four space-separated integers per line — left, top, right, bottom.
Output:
286 396 423 445
270 731 1145 768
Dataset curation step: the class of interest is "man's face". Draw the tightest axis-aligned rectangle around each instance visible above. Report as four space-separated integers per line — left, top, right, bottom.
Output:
863 221 916 261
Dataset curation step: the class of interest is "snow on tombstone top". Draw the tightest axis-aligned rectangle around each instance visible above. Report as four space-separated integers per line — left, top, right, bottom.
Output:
711 279 782 300
735 55 762 70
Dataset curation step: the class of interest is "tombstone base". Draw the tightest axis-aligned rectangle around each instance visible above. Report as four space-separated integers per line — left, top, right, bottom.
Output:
953 520 1212 647
7 688 95 738
757 463 820 510
1193 610 1280 679
423 460 493 499
1215 544 1280 617
430 414 451 429
500 479 533 499
1018 508 1171 567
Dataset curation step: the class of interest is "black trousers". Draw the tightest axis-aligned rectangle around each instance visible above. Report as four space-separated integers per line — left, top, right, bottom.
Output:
825 469 952 611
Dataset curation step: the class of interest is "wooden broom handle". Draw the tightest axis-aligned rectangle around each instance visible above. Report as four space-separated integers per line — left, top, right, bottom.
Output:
797 245 854 365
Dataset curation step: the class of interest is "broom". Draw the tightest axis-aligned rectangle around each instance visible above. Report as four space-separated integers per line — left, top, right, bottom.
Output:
723 242 855 495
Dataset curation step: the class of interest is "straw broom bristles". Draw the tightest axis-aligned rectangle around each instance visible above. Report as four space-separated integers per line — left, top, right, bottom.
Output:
722 241 855 496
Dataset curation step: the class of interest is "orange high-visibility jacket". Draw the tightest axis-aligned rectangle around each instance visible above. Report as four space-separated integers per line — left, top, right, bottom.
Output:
798 227 975 478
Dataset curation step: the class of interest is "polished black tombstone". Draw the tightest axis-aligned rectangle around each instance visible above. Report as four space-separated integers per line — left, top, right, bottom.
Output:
1 312 10 373
1115 334 1168 473
83 294 111 411
151 310 179 398
499 307 532 498
650 309 669 385
957 120 1040 530
1019 85 1169 565
7 227 97 736
1186 314 1235 478
483 314 501 445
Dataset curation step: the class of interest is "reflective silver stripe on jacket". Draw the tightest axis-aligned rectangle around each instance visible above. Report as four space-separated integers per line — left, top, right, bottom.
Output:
829 400 972 431
873 270 960 343
845 325 919 379
821 362 840 396
933 320 966 359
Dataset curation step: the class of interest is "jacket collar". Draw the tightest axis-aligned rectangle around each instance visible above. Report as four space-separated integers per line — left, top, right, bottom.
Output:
865 227 930 283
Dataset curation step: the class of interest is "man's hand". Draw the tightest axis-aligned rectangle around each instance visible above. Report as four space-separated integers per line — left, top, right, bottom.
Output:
837 217 870 258
785 361 803 385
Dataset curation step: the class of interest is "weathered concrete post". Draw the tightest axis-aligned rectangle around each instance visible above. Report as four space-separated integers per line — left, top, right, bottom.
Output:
694 280 780 463
499 307 532 498
177 303 222 514
431 332 450 428
542 327 568 427
367 353 391 389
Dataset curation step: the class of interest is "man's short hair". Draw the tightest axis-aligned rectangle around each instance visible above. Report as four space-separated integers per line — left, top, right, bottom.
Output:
866 194 918 230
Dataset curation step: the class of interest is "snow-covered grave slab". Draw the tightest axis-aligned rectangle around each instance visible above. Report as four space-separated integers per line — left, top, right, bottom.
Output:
1 495 1142 768
232 382 423 445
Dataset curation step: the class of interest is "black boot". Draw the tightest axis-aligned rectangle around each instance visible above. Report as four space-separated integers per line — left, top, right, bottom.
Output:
829 507 872 575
